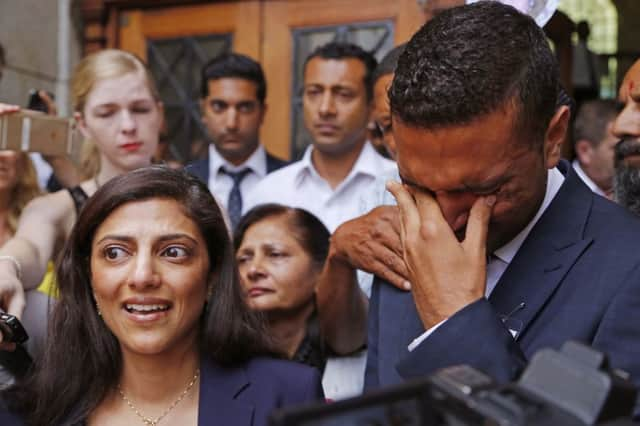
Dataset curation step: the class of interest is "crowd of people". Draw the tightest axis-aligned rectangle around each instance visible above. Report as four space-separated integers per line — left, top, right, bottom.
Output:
1 1 640 425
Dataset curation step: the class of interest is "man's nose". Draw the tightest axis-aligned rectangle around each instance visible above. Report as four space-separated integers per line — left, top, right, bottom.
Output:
128 253 160 290
435 192 477 233
225 108 239 130
612 104 640 140
319 92 337 117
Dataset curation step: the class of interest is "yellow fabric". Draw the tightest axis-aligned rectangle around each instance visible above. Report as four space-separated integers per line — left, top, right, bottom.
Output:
36 261 58 298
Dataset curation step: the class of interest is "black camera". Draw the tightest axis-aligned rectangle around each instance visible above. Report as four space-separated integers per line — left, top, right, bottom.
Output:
270 341 637 426
0 312 32 378
0 312 28 345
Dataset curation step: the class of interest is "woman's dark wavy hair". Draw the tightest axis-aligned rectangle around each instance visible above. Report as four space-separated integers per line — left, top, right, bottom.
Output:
233 204 330 269
4 166 273 426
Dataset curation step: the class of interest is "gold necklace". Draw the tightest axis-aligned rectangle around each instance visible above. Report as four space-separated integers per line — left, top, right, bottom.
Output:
117 369 200 426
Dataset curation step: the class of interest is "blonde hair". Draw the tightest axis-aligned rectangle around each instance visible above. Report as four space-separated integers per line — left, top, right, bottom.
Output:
71 49 160 113
8 153 41 234
71 49 160 177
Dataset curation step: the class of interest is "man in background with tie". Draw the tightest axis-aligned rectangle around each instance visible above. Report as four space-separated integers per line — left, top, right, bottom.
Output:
187 52 287 228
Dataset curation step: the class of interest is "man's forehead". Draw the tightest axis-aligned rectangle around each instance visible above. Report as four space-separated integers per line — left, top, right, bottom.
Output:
206 78 259 101
304 57 365 87
619 60 640 102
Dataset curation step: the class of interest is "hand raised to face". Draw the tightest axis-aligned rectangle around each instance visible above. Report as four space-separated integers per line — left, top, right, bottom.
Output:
330 205 409 290
386 180 495 329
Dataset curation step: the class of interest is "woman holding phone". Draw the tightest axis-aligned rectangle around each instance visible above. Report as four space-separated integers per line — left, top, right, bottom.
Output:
0 49 163 348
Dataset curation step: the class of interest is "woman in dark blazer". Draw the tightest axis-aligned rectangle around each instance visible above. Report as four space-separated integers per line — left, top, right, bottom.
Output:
0 166 322 426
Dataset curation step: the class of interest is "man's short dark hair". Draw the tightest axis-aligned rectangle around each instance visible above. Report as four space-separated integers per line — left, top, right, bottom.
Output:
304 42 378 101
372 44 405 85
390 1 559 145
200 52 266 103
573 99 618 147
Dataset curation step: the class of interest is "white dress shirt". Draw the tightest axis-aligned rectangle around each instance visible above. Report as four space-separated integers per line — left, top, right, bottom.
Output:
207 144 269 211
407 167 565 351
243 142 397 232
572 159 606 197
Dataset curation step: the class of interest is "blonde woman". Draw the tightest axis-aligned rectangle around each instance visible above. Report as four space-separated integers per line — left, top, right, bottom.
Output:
0 50 164 350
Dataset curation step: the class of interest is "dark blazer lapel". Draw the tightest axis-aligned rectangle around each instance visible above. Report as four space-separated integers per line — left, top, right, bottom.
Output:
198 358 254 426
265 151 288 173
488 164 594 340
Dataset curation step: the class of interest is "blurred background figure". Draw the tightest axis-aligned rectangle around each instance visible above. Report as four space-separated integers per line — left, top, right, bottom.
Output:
235 204 330 372
368 44 405 161
572 20 601 107
572 99 618 198
612 59 640 216
0 151 41 247
0 167 323 426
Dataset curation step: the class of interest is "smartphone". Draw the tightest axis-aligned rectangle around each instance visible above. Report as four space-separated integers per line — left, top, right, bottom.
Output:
0 312 28 344
26 89 53 113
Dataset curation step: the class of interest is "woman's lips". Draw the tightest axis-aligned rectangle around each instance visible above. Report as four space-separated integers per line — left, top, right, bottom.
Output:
247 287 274 298
120 142 143 152
121 298 172 323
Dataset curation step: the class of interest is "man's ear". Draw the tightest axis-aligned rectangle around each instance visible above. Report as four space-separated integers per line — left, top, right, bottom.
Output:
574 139 594 166
544 105 570 169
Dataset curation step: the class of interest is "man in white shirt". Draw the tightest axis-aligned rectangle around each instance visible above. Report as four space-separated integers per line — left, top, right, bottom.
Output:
187 52 287 228
243 42 395 400
572 99 618 198
244 42 396 233
358 4 640 418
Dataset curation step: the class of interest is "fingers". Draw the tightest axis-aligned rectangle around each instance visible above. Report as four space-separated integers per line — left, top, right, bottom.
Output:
370 246 410 290
463 195 495 255
412 189 456 241
39 90 58 116
0 103 20 115
372 259 411 291
386 180 420 238
6 290 26 319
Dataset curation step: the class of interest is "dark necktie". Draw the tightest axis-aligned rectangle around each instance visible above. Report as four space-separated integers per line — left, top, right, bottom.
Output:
221 167 251 229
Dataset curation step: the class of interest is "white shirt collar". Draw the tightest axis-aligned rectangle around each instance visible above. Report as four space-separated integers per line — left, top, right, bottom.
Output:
294 141 384 187
493 167 565 264
208 144 267 177
572 159 606 197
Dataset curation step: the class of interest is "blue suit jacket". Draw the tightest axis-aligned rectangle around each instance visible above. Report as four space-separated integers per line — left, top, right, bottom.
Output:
186 150 288 185
365 162 640 413
0 357 323 425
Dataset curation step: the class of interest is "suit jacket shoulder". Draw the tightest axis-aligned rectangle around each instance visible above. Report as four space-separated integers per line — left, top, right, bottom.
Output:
184 158 209 185
265 152 289 173
198 357 323 426
367 163 640 415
